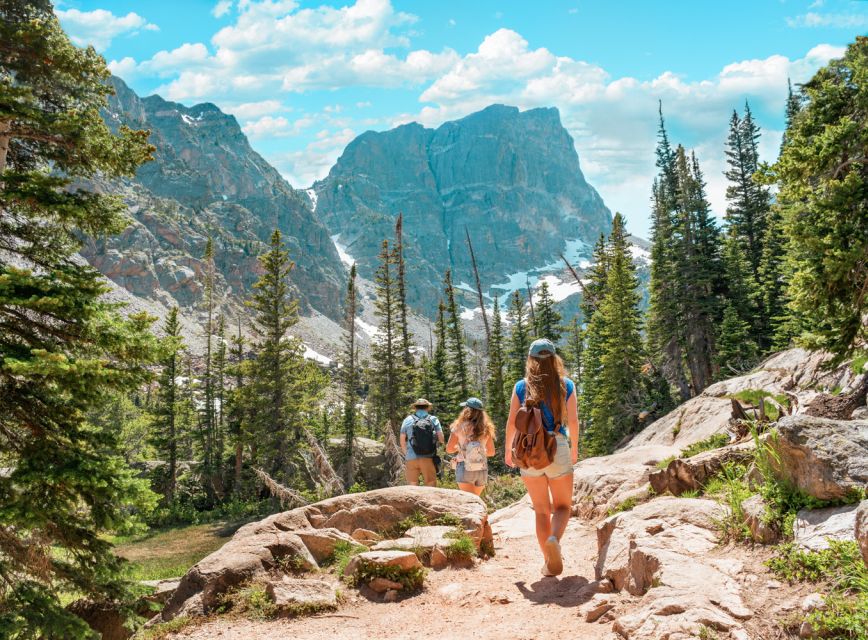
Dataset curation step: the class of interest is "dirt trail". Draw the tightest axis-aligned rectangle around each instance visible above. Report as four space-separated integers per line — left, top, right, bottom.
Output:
170 514 619 640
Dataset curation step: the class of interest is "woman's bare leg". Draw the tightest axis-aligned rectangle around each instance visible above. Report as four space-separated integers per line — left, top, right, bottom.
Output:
522 475 553 554
548 473 573 541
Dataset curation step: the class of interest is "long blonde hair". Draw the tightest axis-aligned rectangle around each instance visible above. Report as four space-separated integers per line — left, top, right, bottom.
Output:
524 353 567 425
450 407 496 442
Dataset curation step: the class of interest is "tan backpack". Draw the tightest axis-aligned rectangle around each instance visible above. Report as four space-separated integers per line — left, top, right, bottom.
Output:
511 401 556 470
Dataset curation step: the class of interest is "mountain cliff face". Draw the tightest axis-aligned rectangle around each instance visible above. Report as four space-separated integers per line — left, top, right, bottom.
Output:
312 105 611 311
85 77 345 320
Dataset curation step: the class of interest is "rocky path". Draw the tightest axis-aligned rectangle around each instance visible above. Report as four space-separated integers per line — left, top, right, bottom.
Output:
168 511 619 640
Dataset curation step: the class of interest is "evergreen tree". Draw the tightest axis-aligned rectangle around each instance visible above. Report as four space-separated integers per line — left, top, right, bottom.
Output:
485 297 508 452
428 301 452 420
213 314 227 494
581 235 608 322
341 264 359 486
719 228 760 374
534 281 562 343
772 37 868 362
200 238 217 502
151 307 184 504
647 109 691 400
0 3 157 634
506 291 530 385
226 319 246 494
394 214 412 368
582 214 644 455
563 317 584 383
443 269 469 401
246 230 305 476
371 240 403 436
715 303 758 376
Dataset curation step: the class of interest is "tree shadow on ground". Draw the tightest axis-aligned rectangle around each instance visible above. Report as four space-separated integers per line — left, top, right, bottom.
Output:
514 575 598 607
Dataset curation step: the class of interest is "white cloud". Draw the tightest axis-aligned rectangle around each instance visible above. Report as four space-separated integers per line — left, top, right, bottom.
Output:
242 115 314 139
212 1 233 18
273 128 357 187
57 8 158 51
786 11 868 28
224 99 286 119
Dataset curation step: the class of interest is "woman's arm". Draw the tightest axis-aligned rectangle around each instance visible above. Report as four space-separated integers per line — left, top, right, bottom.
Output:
485 433 496 456
445 425 460 454
504 389 520 467
566 390 579 464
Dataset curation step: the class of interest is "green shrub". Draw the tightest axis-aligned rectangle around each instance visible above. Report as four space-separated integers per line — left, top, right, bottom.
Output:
325 541 366 576
352 559 426 591
606 497 638 516
134 615 195 640
703 463 751 542
767 541 868 640
680 433 730 459
226 582 276 620
482 474 527 513
443 529 476 562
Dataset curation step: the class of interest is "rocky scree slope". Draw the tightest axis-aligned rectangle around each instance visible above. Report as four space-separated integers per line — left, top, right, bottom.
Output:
312 104 611 313
85 76 345 322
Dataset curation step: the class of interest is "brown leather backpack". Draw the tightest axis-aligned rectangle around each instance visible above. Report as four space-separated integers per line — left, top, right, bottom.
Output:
511 401 556 469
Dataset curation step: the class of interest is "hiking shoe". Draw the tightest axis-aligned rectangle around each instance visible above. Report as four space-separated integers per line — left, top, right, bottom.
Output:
541 562 556 577
544 535 563 576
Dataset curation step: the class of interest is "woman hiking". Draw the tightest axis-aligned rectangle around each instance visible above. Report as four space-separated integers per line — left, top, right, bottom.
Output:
505 338 579 577
446 397 496 496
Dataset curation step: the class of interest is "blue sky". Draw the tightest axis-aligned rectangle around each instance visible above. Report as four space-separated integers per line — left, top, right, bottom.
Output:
56 0 867 237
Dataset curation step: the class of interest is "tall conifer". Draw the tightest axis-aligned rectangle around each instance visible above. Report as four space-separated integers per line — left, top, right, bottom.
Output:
443 269 469 400
506 291 530 385
152 308 183 504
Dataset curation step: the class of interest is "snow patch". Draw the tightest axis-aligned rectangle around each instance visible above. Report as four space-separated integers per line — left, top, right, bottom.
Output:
180 113 196 126
306 188 318 212
629 244 650 263
537 274 582 302
331 234 354 269
303 345 332 366
355 318 379 339
460 306 479 321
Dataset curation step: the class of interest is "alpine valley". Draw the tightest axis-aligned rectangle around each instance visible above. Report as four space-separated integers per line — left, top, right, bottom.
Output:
86 77 647 359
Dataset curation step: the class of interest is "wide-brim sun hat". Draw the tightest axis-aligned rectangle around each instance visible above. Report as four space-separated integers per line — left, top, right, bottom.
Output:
460 397 484 410
528 338 556 358
412 397 433 409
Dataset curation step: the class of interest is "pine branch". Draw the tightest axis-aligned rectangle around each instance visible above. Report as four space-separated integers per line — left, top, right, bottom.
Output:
252 467 308 509
303 428 345 496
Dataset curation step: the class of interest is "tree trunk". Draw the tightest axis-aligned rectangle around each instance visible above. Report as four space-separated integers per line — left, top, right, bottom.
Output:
0 119 11 174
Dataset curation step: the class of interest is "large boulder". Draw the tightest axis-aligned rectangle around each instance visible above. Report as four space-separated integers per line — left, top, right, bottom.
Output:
793 505 858 551
264 576 337 613
856 500 868 567
327 437 386 489
597 497 752 639
649 440 754 497
573 445 677 519
774 416 868 501
621 348 860 452
159 487 489 621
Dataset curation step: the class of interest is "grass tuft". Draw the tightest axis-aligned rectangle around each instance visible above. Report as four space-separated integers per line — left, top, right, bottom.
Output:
680 433 730 459
443 528 476 562
606 496 638 517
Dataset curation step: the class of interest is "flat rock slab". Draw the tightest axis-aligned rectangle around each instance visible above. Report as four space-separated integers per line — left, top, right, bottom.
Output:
371 525 456 553
358 550 422 571
265 577 337 612
793 504 858 550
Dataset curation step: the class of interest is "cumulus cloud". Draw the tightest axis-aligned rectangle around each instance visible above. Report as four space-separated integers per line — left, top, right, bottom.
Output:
212 1 233 18
272 128 358 187
786 11 868 28
57 8 158 51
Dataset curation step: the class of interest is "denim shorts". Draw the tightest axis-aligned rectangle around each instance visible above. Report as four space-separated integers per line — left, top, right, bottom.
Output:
520 433 573 479
455 461 488 487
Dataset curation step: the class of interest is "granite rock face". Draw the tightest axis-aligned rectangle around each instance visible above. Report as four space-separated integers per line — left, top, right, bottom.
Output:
86 77 345 320
312 104 611 311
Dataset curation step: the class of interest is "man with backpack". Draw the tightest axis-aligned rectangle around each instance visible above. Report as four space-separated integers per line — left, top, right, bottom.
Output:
399 398 445 486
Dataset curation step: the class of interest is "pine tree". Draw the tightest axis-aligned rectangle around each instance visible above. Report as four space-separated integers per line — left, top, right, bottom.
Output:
428 301 452 420
371 240 404 436
563 317 584 383
200 238 217 503
581 235 608 322
647 108 691 401
213 314 227 495
715 303 758 376
485 297 508 452
506 291 530 385
720 228 760 375
772 37 868 362
583 214 644 455
443 269 469 401
226 319 246 494
246 230 304 476
151 307 184 504
394 214 412 368
0 3 157 634
534 281 562 343
341 264 359 486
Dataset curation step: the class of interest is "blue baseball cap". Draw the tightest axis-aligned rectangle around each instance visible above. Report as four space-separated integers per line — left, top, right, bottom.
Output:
460 397 484 410
528 338 556 358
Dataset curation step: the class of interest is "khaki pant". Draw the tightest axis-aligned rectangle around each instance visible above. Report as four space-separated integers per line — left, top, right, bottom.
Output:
405 457 437 487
